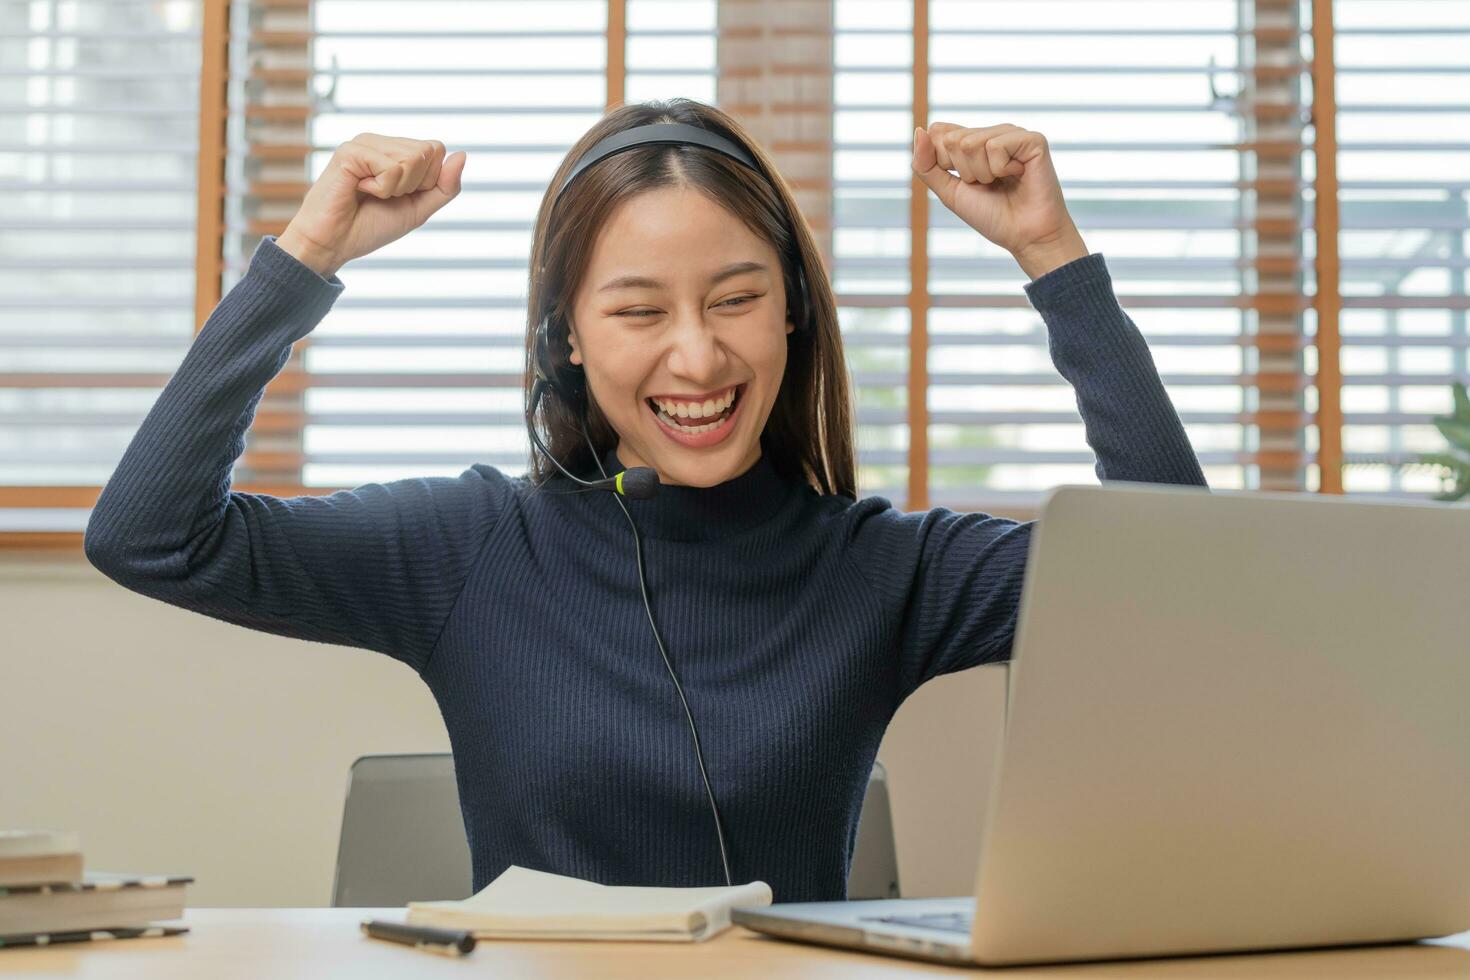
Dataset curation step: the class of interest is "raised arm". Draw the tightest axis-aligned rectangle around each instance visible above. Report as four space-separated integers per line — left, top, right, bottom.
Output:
913 120 1206 489
1026 252 1208 486
848 248 1205 701
83 235 513 675
85 135 492 674
850 123 1209 703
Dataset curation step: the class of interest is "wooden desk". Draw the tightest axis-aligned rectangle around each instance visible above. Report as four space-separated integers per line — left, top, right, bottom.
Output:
2 909 1469 978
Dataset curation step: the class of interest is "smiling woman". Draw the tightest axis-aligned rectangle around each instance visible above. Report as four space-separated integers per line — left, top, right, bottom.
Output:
566 185 793 482
82 89 1207 906
525 100 855 496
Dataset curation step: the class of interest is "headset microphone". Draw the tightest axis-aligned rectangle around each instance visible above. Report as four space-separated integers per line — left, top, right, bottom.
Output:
606 466 660 499
551 463 660 499
525 376 660 498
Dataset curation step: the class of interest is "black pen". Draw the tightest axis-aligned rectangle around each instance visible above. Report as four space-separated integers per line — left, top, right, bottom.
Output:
360 918 477 957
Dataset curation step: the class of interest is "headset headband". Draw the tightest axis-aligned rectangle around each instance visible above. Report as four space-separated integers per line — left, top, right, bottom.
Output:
554 122 762 205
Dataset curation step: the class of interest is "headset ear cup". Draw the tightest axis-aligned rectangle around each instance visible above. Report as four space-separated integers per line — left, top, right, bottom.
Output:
533 316 554 385
792 265 812 335
535 314 587 406
559 363 586 406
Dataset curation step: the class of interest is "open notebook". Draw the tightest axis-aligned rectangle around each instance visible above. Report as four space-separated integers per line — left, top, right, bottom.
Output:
405 865 773 942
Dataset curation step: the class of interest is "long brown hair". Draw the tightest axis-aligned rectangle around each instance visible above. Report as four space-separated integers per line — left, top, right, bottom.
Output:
523 98 856 500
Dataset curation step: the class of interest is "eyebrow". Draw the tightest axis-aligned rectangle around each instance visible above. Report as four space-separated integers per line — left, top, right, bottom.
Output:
597 261 769 293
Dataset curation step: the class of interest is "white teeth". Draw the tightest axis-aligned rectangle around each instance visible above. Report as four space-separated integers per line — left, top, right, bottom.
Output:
652 387 740 436
655 410 733 435
654 386 737 420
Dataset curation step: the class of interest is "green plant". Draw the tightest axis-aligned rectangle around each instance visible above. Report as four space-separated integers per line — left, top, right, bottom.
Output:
1416 380 1470 501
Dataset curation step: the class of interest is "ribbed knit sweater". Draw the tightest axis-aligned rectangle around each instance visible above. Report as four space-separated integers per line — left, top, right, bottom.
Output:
84 235 1208 903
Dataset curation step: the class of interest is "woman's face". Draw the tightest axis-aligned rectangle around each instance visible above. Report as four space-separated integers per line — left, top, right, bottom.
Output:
567 184 795 488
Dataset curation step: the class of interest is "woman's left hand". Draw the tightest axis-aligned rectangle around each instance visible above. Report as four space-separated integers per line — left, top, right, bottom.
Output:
912 122 1089 280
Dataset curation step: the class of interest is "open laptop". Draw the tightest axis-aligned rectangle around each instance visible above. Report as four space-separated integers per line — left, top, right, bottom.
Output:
733 481 1470 966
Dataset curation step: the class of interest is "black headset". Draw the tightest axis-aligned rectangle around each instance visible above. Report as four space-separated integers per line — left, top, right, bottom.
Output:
528 121 813 475
523 121 814 887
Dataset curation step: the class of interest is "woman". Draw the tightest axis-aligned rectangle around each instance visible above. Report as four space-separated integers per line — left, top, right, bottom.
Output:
85 99 1207 903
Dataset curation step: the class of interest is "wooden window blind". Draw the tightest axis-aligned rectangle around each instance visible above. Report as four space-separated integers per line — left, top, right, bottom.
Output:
1 0 204 536
231 0 616 491
918 0 1314 508
4 0 1464 549
227 0 719 492
1332 0 1470 494
626 0 715 105
832 0 915 505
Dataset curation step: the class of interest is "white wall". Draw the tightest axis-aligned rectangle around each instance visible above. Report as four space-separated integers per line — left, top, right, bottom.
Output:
1 552 1005 906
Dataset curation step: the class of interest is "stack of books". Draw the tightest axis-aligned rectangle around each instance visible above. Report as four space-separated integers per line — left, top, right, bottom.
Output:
0 830 193 950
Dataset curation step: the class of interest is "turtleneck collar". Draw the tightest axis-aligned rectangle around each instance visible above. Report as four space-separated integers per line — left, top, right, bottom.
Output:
599 444 798 542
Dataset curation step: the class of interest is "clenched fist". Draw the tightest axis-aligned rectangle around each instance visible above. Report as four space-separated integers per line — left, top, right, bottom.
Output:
912 122 1088 280
275 133 467 279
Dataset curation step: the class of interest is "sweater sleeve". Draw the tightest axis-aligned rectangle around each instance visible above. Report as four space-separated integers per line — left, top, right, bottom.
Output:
847 252 1208 702
1027 251 1208 486
82 235 516 675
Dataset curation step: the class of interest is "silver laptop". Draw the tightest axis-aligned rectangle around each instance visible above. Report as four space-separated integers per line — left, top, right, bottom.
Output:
733 481 1470 966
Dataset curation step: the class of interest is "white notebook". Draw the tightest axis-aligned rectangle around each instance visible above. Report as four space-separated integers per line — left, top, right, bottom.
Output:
405 865 773 942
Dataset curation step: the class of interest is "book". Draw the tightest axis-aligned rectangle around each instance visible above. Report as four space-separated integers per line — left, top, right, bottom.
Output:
0 831 83 888
0 923 190 949
0 871 193 936
406 865 773 942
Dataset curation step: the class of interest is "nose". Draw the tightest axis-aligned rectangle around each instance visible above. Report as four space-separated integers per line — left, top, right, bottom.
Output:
664 307 729 385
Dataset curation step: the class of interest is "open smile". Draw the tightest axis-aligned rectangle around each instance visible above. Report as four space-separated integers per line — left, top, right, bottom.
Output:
645 383 747 449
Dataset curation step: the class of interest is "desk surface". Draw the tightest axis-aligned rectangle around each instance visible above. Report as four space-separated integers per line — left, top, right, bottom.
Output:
2 908 1469 979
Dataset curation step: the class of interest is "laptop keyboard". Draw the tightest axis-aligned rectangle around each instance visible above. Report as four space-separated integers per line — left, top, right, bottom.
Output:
863 910 974 934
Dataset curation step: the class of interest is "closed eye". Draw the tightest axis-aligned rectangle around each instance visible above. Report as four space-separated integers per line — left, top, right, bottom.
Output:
615 295 759 318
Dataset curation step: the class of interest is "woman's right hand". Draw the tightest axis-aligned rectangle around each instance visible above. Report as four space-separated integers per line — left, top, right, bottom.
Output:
275 133 466 279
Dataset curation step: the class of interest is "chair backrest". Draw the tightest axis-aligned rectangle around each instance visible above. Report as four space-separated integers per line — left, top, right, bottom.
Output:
331 753 470 907
331 753 901 906
850 758 901 900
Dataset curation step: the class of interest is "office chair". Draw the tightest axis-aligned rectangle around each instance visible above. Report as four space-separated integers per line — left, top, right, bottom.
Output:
331 753 902 906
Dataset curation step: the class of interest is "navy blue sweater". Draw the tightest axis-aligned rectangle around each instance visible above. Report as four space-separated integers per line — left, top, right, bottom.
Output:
84 235 1207 902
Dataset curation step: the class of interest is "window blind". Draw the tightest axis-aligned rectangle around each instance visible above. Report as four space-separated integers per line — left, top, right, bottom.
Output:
6 0 1463 544
229 0 615 489
916 0 1312 508
0 0 203 532
1332 0 1470 495
832 0 914 505
221 0 723 491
